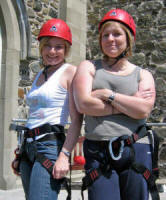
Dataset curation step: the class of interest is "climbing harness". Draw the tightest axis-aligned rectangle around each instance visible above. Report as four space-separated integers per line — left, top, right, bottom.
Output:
11 123 72 200
81 124 160 200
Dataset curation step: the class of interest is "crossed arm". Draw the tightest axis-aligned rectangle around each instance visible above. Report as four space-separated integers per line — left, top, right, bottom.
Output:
73 60 156 119
73 60 116 116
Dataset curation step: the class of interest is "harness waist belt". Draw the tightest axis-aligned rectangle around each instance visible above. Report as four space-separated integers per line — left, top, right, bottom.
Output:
88 140 109 148
26 123 64 138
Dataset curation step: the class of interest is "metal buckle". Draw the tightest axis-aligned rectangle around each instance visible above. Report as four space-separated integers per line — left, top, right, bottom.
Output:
17 129 25 153
109 137 124 160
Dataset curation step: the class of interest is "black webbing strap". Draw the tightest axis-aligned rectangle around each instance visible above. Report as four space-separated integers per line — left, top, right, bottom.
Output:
25 124 64 138
146 126 160 178
36 153 54 173
121 124 147 146
42 65 52 81
130 125 160 200
81 168 102 200
131 162 160 200
36 152 71 200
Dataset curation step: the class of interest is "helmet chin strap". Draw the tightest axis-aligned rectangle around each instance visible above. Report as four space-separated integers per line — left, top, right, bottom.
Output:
40 57 55 81
42 65 52 81
108 51 127 68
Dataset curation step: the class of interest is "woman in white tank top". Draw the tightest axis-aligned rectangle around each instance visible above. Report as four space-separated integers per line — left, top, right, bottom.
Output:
12 19 83 200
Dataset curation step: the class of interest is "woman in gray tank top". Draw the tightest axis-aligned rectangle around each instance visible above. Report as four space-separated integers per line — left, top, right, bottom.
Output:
73 8 156 200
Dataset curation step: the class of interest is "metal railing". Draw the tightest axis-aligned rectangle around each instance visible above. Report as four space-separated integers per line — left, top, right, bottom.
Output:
11 118 166 127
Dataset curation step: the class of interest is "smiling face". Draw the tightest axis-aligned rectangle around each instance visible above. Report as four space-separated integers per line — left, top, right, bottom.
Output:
100 21 128 58
40 37 67 66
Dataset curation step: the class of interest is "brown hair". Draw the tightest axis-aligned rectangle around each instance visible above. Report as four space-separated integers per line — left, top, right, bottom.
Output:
99 21 134 59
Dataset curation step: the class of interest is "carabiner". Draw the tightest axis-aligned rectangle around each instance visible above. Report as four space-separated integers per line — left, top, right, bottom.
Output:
109 137 124 160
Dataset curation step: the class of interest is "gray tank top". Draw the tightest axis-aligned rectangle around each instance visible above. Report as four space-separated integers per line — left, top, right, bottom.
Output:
84 60 147 141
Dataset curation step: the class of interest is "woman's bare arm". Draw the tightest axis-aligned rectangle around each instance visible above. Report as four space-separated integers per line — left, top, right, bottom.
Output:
73 60 114 116
91 69 155 119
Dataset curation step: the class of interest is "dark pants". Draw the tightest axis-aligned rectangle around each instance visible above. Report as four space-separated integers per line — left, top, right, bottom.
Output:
83 139 152 200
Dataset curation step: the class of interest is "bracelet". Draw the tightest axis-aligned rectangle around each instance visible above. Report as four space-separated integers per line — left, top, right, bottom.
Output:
61 149 71 158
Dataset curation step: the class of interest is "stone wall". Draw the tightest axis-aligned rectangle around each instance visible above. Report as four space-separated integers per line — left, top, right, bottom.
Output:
87 0 166 123
87 0 166 179
18 0 60 119
25 0 59 58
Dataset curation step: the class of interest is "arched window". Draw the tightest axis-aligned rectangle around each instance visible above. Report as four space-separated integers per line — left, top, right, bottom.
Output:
12 0 31 60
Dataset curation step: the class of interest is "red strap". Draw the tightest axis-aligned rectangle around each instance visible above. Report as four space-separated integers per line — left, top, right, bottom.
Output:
133 133 139 142
143 169 151 180
90 169 99 180
43 159 53 169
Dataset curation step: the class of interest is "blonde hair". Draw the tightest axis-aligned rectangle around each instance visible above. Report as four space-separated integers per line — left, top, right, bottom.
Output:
39 37 71 67
99 21 134 59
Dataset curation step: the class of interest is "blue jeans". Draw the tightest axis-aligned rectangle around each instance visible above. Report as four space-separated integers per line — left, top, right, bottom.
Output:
20 139 63 200
84 139 152 200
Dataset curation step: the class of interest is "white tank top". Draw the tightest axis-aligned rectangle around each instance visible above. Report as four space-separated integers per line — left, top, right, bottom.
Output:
26 63 70 129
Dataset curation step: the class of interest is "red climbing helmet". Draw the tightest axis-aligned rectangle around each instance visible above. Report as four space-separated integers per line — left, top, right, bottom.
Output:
99 8 136 39
38 18 72 45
